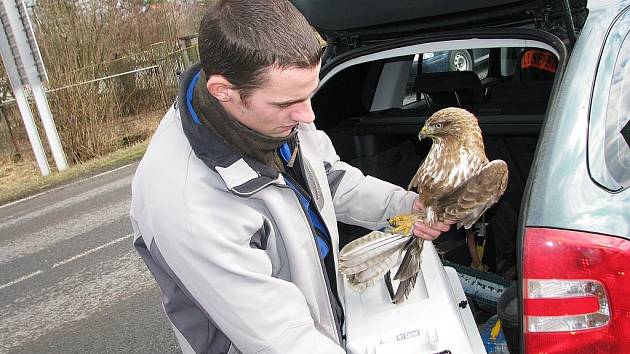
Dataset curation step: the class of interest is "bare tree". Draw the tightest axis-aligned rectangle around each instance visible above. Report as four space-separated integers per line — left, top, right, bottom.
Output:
0 0 208 163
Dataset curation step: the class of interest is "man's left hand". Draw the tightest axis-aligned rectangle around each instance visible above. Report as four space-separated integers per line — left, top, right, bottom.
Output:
411 197 454 241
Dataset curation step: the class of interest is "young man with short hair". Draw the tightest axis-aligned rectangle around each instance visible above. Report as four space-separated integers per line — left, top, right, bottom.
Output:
130 1 450 353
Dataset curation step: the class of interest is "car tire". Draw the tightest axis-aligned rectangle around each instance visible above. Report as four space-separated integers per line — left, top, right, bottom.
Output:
448 49 473 71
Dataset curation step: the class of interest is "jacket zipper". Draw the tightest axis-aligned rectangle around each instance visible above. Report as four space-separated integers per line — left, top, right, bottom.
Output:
276 178 342 345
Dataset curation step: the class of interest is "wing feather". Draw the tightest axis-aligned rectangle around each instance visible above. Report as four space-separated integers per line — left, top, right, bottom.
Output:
392 274 418 304
352 251 400 283
339 231 408 269
438 159 508 228
393 239 423 281
339 231 406 260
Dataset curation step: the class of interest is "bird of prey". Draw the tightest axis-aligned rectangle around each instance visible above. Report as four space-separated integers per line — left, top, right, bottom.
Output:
339 107 508 303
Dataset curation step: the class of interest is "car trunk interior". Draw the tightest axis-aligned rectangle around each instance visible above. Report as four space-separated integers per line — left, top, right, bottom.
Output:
313 40 560 322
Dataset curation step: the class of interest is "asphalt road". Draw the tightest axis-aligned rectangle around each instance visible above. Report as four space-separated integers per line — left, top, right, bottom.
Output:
0 162 181 354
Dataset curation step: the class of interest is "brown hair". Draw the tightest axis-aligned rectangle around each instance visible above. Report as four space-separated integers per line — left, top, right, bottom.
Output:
198 0 322 100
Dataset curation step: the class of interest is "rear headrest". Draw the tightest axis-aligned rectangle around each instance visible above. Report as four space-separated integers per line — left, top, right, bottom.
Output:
515 48 558 81
415 71 482 106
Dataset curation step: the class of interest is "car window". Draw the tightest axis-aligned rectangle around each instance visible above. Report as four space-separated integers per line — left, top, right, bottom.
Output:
604 32 630 186
402 48 490 107
588 7 630 191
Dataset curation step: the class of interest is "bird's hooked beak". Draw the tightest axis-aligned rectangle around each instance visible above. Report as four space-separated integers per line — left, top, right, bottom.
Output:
419 125 430 141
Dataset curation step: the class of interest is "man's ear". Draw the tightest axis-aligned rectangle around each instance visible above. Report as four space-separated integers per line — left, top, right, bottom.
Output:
206 75 234 102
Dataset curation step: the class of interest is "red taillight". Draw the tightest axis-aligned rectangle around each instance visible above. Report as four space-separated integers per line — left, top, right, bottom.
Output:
523 227 630 354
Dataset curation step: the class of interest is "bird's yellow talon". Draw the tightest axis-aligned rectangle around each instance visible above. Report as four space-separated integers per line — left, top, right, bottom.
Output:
389 215 414 235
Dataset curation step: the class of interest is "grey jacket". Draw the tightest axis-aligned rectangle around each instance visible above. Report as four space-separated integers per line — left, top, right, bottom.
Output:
130 66 417 354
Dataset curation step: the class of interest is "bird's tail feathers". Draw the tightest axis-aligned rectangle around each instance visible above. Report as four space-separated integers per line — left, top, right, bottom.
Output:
393 239 423 281
392 274 418 304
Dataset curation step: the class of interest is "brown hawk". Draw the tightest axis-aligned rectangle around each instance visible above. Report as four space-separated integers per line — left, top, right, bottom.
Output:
339 107 508 303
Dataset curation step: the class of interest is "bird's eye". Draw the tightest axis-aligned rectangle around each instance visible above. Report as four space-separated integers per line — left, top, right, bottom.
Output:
434 123 443 129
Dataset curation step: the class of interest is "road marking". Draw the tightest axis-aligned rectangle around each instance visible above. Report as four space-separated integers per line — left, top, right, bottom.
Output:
90 163 137 180
0 200 131 265
0 162 137 210
0 250 154 351
0 270 44 291
0 174 132 231
0 233 133 291
0 191 49 210
52 234 133 269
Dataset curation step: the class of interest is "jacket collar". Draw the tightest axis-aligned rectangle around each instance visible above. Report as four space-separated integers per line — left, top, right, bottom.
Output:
177 64 284 196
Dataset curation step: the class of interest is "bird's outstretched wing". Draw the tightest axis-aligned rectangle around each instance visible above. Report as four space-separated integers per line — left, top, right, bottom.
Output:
346 251 400 292
438 159 509 229
339 231 409 291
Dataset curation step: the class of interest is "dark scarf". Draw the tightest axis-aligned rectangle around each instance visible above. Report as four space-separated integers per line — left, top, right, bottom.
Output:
192 73 296 172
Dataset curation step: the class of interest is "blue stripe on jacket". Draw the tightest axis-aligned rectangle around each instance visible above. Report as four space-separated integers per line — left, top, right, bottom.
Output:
279 143 331 258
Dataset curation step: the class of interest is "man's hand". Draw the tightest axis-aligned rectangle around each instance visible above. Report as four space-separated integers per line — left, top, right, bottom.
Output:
411 197 455 241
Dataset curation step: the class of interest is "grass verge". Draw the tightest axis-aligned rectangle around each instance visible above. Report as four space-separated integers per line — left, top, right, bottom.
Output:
0 140 148 206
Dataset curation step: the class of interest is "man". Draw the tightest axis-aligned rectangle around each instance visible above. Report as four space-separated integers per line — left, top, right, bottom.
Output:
130 1 451 353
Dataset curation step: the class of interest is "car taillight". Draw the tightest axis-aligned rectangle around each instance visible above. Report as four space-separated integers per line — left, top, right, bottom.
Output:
522 227 630 354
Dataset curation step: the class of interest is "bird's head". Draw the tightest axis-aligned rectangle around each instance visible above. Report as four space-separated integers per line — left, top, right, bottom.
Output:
419 107 481 143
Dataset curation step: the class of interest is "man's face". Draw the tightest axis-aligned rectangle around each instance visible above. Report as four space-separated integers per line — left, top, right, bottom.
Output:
222 64 321 138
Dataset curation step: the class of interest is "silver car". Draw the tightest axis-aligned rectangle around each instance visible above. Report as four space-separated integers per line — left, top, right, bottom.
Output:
293 0 630 352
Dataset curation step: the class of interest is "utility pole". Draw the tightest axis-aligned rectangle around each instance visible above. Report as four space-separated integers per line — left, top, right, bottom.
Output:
0 0 68 175
0 18 49 175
